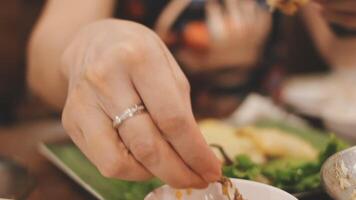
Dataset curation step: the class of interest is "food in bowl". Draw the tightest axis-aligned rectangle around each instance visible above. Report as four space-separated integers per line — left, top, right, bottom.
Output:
218 177 244 200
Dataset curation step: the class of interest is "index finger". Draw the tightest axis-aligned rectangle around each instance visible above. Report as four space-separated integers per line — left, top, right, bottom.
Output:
131 49 222 183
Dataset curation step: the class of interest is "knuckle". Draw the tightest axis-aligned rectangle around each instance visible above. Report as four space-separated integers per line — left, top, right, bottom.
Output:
109 29 160 69
179 77 191 93
61 49 72 70
112 41 147 67
61 42 77 68
61 105 75 133
158 112 191 136
125 22 158 43
130 140 158 164
61 109 70 130
84 64 110 86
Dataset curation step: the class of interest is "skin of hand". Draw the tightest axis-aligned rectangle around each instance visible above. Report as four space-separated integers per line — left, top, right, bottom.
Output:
315 0 356 29
60 19 221 188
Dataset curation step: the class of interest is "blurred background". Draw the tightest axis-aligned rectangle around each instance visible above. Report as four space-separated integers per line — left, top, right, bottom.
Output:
1 1 355 199
0 0 51 125
0 0 328 125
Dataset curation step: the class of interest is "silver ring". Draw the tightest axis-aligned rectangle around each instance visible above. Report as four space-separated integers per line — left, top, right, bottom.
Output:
113 104 145 128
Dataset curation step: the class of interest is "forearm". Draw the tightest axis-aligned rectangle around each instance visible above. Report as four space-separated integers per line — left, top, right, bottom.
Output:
27 0 116 109
302 4 356 69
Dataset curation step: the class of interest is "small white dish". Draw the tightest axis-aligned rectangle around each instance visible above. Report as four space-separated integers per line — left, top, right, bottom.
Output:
144 178 297 200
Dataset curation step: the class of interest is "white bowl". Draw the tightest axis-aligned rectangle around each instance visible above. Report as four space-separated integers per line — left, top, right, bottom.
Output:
144 179 297 200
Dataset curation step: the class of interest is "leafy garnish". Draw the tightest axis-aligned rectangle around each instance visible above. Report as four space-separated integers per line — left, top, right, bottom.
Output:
223 135 348 193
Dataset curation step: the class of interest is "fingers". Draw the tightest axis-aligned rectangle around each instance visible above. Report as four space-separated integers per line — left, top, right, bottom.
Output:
62 22 220 188
131 48 222 183
118 113 208 188
82 109 153 180
99 82 209 188
84 60 209 188
62 87 152 181
64 31 221 187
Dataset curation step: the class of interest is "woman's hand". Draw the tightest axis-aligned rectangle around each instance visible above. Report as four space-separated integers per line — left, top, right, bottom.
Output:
60 19 221 188
316 0 356 29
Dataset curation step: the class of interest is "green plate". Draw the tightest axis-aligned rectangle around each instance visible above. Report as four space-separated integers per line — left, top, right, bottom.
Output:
39 141 162 200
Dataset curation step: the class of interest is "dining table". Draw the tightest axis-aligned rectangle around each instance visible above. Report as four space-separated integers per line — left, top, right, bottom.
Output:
0 118 333 200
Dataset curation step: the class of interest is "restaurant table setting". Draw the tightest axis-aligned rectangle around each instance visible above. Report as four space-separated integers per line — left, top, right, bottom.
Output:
1 93 354 199
2 0 356 198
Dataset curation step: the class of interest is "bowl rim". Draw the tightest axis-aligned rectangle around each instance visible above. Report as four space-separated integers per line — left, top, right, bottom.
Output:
145 178 298 200
230 179 298 199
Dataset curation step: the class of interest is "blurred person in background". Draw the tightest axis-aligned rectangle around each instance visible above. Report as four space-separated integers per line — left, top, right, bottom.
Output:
27 0 356 188
0 1 43 124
